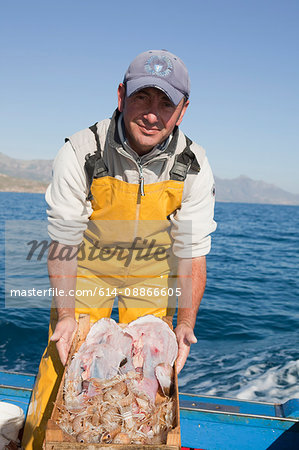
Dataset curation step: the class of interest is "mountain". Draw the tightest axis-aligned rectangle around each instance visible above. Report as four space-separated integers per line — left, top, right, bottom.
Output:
0 173 48 193
214 175 299 205
0 152 52 182
0 153 298 205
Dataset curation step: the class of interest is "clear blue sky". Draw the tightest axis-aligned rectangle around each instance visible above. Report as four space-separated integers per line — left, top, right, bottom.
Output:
1 0 298 193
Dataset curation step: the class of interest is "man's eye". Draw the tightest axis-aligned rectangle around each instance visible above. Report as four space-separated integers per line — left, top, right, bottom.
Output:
135 94 147 101
163 101 174 109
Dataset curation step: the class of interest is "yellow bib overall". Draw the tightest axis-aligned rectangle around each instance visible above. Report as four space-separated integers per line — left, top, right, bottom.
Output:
75 175 184 323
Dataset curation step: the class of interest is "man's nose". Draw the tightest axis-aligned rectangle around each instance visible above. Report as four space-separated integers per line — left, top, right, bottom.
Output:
144 111 160 123
143 100 160 123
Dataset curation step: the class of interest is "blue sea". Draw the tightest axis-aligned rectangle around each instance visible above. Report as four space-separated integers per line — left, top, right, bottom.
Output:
0 192 298 403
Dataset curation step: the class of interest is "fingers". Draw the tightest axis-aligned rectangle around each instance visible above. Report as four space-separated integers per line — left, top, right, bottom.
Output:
56 338 71 366
175 326 197 346
175 325 198 373
50 329 62 342
50 317 77 365
185 329 197 345
56 333 73 365
176 334 191 373
176 345 190 374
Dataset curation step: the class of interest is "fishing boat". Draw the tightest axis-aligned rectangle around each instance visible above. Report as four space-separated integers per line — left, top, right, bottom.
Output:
0 370 298 449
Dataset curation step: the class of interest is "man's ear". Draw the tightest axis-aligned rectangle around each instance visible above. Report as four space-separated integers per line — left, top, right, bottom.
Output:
117 83 126 112
176 99 189 127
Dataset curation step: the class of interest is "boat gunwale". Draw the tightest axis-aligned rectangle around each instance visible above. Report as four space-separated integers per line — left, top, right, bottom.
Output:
0 370 36 377
179 392 299 422
0 384 33 392
179 405 299 422
180 391 278 406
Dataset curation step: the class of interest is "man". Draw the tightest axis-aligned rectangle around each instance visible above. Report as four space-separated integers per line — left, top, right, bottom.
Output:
22 49 216 449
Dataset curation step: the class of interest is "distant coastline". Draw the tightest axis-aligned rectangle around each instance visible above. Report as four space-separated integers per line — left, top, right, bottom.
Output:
1 152 299 205
0 173 48 194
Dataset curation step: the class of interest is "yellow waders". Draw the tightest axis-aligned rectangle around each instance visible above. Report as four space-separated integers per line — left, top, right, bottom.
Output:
22 176 184 449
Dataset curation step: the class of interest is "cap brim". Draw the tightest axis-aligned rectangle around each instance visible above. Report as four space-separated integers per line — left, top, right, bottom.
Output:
126 76 184 106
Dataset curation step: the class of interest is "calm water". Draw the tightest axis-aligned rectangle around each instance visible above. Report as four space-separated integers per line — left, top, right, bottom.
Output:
0 192 298 403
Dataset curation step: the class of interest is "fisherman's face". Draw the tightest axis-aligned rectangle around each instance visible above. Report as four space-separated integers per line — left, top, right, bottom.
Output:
118 85 189 155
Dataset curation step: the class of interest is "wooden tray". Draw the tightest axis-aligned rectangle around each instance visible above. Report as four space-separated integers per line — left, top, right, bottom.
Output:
44 315 181 449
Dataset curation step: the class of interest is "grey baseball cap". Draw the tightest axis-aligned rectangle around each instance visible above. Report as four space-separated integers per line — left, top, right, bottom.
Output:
123 49 190 105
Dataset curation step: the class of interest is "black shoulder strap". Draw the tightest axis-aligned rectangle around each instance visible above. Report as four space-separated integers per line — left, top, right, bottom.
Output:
84 123 108 201
169 135 201 181
89 123 102 152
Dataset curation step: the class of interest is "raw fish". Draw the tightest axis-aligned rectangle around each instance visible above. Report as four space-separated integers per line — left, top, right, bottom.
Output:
64 315 178 408
124 315 178 401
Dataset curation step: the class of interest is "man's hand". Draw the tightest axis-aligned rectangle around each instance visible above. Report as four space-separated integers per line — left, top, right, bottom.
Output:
50 316 77 365
174 323 197 374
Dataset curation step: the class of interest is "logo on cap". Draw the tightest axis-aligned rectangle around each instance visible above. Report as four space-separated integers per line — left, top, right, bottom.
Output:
144 55 173 78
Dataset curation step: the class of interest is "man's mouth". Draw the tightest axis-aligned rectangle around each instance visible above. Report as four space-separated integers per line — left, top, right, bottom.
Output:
138 124 161 135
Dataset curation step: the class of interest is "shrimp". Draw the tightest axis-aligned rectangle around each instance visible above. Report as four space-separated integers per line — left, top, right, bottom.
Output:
90 370 140 390
113 432 131 444
118 391 134 407
119 405 136 431
100 426 122 444
76 431 101 443
64 355 85 411
72 414 92 433
102 382 128 403
100 406 122 427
